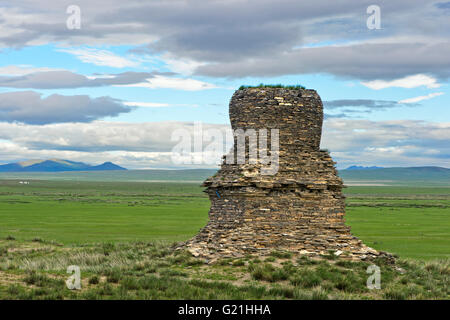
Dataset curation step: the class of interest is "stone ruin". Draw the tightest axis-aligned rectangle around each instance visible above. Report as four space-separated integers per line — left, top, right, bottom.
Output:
184 87 392 262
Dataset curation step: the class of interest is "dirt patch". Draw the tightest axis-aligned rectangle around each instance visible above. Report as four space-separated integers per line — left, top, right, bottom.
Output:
0 271 24 286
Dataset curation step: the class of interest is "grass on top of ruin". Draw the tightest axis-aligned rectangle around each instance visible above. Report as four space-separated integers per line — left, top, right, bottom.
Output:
238 84 306 90
0 238 448 300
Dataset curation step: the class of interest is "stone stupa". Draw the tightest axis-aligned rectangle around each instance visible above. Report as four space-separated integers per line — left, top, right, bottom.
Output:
184 86 392 262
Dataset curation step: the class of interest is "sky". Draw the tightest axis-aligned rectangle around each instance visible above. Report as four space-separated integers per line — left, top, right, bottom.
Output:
0 0 449 169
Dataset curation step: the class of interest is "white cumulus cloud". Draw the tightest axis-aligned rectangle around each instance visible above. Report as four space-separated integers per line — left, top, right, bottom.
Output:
398 92 444 104
123 101 170 108
119 75 218 91
361 74 441 90
58 48 140 68
0 65 63 76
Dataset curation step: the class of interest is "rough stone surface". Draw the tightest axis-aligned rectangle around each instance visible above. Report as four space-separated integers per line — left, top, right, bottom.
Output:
183 87 393 262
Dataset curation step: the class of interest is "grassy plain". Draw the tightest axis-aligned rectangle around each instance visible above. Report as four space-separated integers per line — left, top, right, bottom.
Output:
0 179 448 299
0 180 209 243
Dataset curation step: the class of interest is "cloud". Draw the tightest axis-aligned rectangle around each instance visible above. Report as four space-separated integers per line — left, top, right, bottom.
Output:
1 1 449 81
0 68 171 89
322 119 450 168
0 140 180 170
0 67 218 91
0 91 131 124
123 101 170 108
398 92 444 104
435 2 450 9
323 99 418 118
361 74 441 90
144 21 303 63
0 121 230 154
0 119 448 169
324 99 401 109
57 48 140 68
194 41 450 79
123 101 199 108
0 65 63 76
118 75 218 91
159 54 206 75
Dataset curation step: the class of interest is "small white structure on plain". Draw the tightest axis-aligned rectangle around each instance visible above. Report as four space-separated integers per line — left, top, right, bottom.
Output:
19 181 30 185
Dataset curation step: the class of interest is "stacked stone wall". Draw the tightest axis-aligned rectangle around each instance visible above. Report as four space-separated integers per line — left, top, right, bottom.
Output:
184 87 392 262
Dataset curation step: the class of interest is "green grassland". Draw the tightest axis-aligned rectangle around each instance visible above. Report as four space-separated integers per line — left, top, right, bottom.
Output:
0 179 448 299
0 181 448 259
344 186 449 260
0 180 209 244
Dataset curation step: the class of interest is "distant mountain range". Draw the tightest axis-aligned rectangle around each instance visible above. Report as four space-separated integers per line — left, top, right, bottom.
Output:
0 161 448 185
0 159 127 172
345 165 384 170
339 166 450 183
